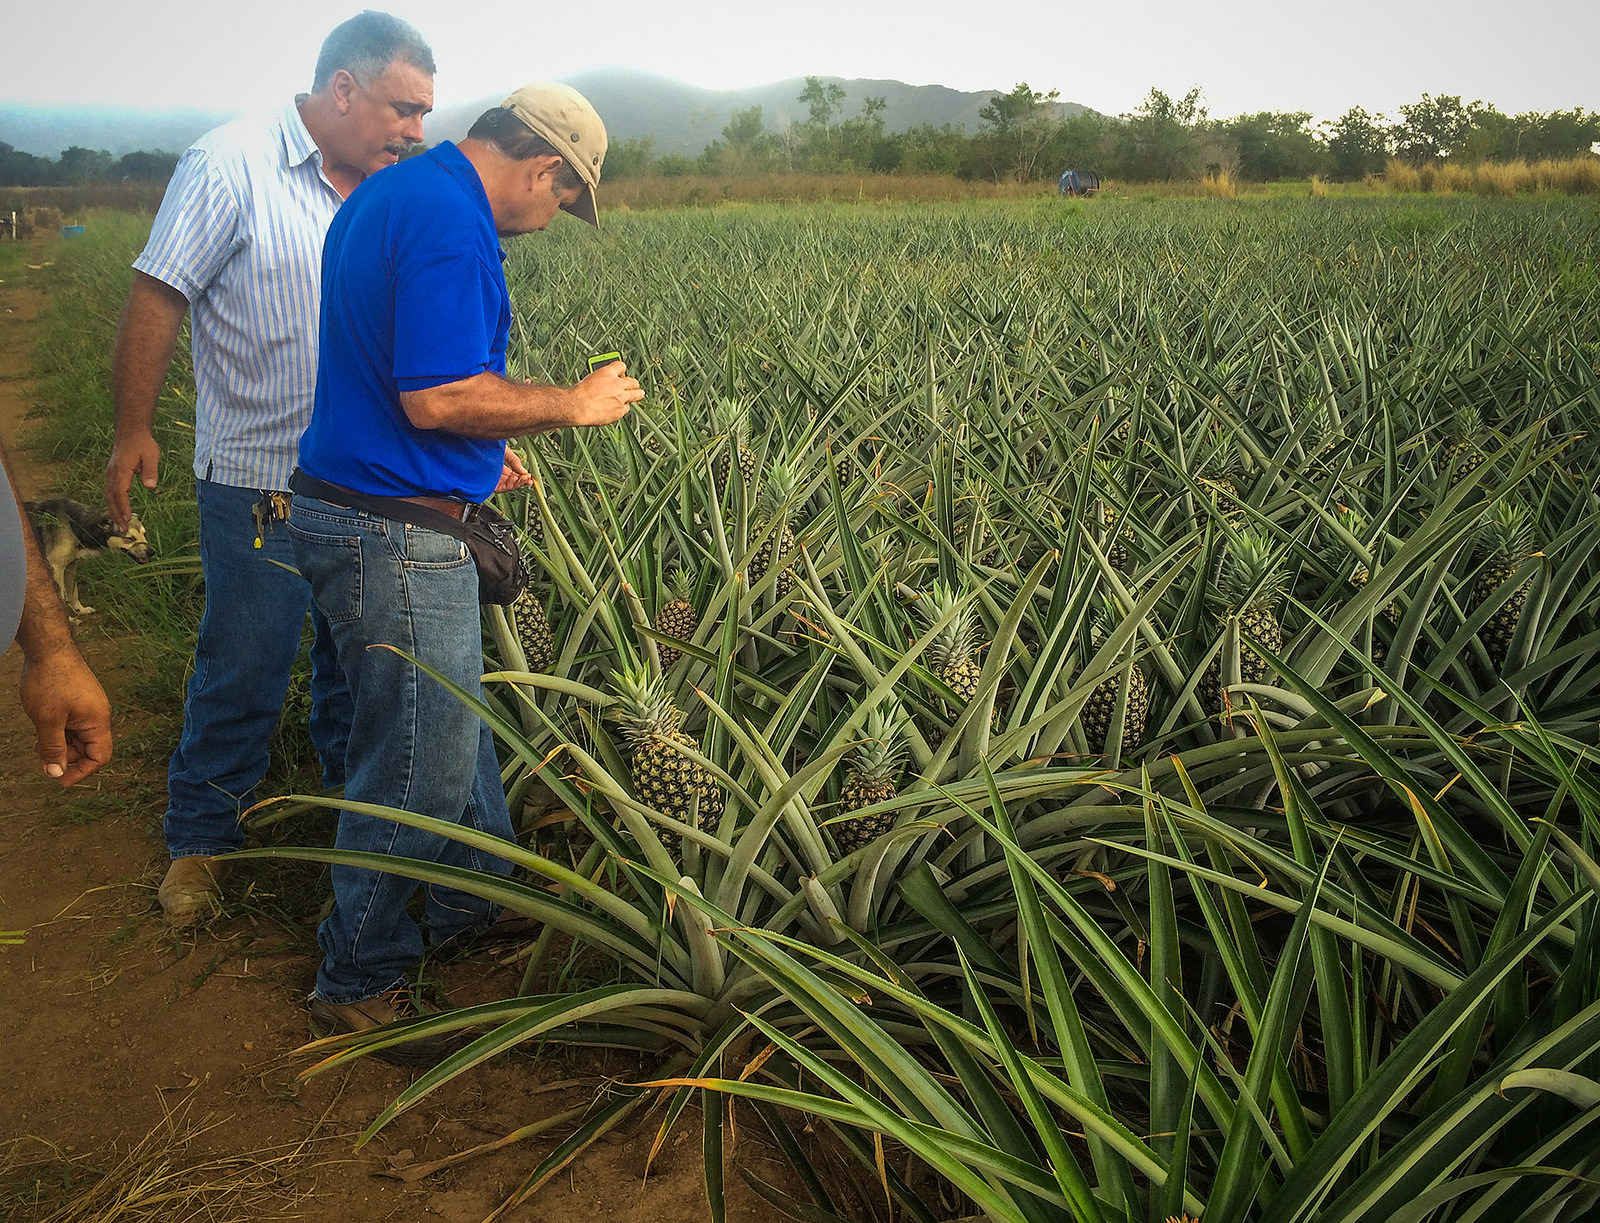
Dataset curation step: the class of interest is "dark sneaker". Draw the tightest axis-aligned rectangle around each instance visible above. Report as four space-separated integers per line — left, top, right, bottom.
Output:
307 986 461 1068
429 909 541 959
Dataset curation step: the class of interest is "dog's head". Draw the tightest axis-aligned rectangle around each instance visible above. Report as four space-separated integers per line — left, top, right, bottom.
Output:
107 513 156 564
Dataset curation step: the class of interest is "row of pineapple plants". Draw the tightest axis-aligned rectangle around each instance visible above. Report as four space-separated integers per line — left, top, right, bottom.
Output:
243 196 1600 1218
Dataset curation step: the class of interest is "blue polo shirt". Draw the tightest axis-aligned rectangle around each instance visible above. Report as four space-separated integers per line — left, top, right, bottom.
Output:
299 141 510 501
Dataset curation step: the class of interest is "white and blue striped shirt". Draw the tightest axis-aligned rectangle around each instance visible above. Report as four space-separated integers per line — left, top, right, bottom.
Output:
134 102 343 491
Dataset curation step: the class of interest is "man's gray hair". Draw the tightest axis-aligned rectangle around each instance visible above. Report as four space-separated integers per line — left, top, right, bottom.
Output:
467 108 586 193
312 11 435 92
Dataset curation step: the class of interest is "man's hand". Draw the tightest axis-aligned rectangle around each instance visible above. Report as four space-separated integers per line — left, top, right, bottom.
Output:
494 445 533 493
20 643 113 786
104 431 161 532
569 362 642 428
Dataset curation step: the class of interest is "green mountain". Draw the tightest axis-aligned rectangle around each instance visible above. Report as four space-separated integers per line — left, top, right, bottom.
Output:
1 70 1089 160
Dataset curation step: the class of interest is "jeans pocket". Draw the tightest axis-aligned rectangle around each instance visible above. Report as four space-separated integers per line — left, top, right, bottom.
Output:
402 525 471 569
288 524 364 623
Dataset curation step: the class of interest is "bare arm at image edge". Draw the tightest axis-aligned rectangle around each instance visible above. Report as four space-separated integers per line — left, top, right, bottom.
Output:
3 447 113 785
399 362 642 437
104 271 189 530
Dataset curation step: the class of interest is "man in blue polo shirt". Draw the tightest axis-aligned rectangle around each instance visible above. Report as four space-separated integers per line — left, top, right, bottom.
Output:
289 83 639 1062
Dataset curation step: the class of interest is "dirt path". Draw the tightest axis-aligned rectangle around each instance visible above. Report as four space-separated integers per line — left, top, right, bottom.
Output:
0 242 776 1222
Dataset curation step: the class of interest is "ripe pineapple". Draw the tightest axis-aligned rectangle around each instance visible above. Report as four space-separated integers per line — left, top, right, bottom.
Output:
608 668 725 856
1199 531 1288 714
832 708 907 856
654 567 698 670
917 583 984 711
1194 474 1245 529
749 459 800 598
1192 448 1246 529
1082 615 1148 756
509 589 553 672
827 438 856 487
1472 498 1535 668
1439 405 1486 487
1334 504 1397 662
713 399 758 489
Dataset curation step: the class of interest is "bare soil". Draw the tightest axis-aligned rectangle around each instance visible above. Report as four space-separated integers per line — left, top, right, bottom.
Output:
0 242 783 1222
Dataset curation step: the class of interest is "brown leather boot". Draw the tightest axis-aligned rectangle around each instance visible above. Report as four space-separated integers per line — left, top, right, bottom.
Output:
157 856 232 925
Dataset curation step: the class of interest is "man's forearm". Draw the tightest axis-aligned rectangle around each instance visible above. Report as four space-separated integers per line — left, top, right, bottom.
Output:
111 271 189 439
400 373 577 437
3 447 73 660
399 363 641 438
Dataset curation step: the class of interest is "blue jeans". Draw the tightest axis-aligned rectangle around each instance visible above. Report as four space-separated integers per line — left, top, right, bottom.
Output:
165 480 350 857
288 495 516 1004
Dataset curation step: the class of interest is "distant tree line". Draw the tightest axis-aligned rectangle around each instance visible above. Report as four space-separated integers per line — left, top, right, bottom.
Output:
0 143 179 187
3 85 1596 188
605 80 1600 185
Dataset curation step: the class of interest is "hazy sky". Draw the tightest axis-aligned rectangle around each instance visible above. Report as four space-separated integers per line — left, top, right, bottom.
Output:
4 0 1596 124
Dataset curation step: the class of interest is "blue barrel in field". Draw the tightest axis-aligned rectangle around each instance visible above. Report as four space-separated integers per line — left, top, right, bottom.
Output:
1057 170 1101 197
60 224 86 239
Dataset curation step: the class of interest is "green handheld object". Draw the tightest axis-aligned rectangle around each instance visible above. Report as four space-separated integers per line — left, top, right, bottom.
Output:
587 351 623 373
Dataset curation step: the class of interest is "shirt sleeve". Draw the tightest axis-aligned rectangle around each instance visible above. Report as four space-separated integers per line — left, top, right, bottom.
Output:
391 241 503 393
132 147 242 302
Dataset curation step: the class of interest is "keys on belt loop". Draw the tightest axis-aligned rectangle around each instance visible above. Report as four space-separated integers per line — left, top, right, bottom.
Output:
252 492 293 549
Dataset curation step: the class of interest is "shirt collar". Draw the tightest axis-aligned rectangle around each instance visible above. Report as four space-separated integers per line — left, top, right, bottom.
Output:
280 98 322 170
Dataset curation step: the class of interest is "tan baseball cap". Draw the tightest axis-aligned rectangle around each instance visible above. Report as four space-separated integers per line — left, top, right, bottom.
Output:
501 82 607 226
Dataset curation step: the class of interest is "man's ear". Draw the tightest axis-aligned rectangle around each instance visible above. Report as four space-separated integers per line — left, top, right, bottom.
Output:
527 154 564 185
330 68 359 113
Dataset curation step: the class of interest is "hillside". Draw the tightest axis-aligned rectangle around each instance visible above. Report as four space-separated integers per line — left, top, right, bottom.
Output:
0 69 1091 159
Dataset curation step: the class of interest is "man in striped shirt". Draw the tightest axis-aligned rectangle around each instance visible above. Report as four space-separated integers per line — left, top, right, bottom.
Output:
102 12 435 924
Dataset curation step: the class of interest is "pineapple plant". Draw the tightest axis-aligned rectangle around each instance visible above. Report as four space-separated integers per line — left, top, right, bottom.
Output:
713 399 758 489
1081 613 1148 757
917 583 984 713
956 480 1001 567
654 567 698 670
1097 501 1129 571
1439 404 1486 488
509 588 553 672
608 667 725 857
1199 530 1289 715
827 437 856 487
1094 464 1129 570
1471 497 1535 668
749 459 800 598
1334 504 1398 663
831 707 907 856
1193 444 1246 529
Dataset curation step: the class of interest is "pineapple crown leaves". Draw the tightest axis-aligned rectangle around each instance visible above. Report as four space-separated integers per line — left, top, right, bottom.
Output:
1442 401 1485 444
754 457 804 526
712 396 747 437
1208 529 1290 614
848 711 909 787
607 667 686 746
915 581 978 667
1477 497 1535 564
663 565 695 604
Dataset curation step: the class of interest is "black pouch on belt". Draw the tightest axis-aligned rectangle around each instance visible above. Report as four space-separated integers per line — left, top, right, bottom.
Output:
288 469 528 605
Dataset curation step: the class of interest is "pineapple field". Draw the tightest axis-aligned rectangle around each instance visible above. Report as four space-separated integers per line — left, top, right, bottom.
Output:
27 194 1600 1221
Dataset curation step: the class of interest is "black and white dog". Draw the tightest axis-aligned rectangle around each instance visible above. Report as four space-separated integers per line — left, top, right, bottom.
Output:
24 497 155 618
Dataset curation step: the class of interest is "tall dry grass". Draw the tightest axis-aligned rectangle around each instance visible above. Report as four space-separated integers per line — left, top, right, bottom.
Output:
1378 156 1600 196
1197 170 1238 198
0 183 166 219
